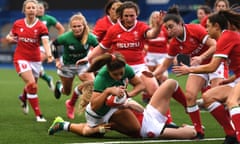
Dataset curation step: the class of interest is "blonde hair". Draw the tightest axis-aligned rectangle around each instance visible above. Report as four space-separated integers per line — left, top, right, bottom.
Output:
76 81 94 115
148 11 159 27
69 12 89 45
22 0 38 13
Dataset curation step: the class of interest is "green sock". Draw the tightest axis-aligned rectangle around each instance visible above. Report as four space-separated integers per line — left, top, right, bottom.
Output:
40 72 51 82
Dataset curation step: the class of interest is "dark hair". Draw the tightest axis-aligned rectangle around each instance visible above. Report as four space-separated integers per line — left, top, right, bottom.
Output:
164 5 184 24
87 53 126 72
167 4 180 15
163 14 184 24
208 8 240 30
198 5 212 14
116 1 140 18
105 0 121 15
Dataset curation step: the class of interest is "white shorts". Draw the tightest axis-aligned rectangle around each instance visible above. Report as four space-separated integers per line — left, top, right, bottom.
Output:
140 104 167 138
85 103 118 127
14 60 42 78
190 62 226 85
145 52 167 66
227 77 240 88
130 64 150 77
57 58 89 78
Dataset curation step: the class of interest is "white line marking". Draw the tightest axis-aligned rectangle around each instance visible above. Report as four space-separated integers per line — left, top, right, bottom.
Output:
67 137 225 144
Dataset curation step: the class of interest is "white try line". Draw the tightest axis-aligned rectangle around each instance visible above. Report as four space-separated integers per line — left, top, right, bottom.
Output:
68 137 225 144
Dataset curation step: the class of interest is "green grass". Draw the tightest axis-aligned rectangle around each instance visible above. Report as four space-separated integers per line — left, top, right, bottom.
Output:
0 68 225 144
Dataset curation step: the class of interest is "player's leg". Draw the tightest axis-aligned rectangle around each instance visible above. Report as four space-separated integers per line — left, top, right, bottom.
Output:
48 116 110 136
110 108 141 137
65 71 94 119
203 84 237 143
160 125 197 139
140 79 177 138
140 73 174 124
149 79 177 114
66 80 93 119
226 82 240 143
54 71 74 99
16 60 46 122
185 74 206 139
21 72 46 122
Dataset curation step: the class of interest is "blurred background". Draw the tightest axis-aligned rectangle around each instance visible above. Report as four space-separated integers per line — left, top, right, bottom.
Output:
0 0 239 64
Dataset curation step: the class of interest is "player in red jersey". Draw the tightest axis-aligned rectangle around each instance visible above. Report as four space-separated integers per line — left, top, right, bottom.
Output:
5 0 53 122
142 10 169 104
150 10 228 138
92 0 122 42
86 1 175 125
144 11 169 84
172 9 240 144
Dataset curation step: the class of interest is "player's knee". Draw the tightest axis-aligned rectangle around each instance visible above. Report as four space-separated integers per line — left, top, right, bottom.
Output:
26 82 38 94
226 98 238 109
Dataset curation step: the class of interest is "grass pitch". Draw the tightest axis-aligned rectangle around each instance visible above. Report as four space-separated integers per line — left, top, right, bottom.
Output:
0 68 225 144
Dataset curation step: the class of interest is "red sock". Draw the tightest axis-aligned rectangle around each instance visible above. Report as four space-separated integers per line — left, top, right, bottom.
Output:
187 105 204 134
69 91 79 106
209 102 235 136
142 92 151 103
230 107 240 142
172 87 187 107
201 85 211 94
165 109 173 124
28 95 41 116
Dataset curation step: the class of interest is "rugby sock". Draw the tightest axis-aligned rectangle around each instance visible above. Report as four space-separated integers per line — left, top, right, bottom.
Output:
142 91 151 103
69 86 81 106
63 121 70 131
165 109 173 124
40 72 51 82
27 94 41 116
201 85 211 94
172 86 187 107
208 102 235 136
187 105 204 134
230 107 240 142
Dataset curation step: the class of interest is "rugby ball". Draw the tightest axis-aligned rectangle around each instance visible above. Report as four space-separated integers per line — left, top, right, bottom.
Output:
106 93 127 107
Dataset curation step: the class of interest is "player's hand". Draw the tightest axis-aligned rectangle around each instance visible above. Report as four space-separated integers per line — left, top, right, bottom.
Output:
151 10 166 27
55 59 62 69
142 71 154 78
6 34 17 43
76 57 88 66
98 123 112 133
107 86 126 98
158 10 167 25
191 56 202 66
172 63 190 76
47 56 54 63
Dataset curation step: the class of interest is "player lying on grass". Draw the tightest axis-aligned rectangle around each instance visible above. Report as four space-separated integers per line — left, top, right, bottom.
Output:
48 53 196 139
